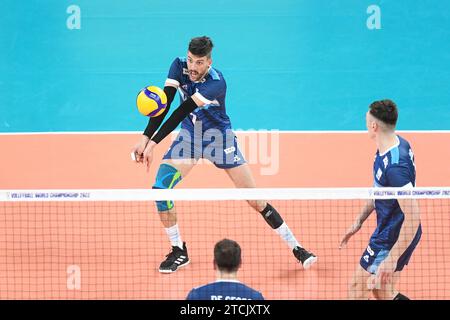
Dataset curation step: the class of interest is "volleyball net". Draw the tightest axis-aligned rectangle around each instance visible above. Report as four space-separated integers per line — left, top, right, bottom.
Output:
0 187 449 299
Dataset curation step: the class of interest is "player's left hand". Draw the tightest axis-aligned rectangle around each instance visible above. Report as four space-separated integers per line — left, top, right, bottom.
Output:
143 141 156 172
375 257 397 286
339 221 362 249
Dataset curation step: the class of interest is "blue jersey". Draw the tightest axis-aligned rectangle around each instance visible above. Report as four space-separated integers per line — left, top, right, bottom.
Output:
371 135 420 249
186 280 264 300
166 57 231 132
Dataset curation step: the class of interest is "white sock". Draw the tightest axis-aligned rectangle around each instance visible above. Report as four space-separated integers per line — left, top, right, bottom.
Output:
275 222 301 250
165 224 183 249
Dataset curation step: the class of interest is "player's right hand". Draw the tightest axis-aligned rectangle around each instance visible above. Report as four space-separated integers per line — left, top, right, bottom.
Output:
142 142 156 173
131 137 149 164
339 221 362 249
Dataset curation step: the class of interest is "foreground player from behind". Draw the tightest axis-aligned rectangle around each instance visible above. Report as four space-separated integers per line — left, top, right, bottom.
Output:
132 36 316 273
340 99 422 300
186 239 264 300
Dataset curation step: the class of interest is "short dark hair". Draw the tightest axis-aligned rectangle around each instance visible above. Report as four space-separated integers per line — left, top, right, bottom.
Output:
369 99 398 127
214 239 241 273
188 36 214 58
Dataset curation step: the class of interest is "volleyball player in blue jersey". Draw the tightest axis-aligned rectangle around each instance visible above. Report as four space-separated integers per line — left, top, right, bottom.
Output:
340 100 422 300
132 36 316 273
186 239 264 300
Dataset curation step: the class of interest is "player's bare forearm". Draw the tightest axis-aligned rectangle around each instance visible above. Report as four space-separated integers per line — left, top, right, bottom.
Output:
388 199 421 262
340 200 375 248
356 199 375 226
141 134 150 145
143 140 157 172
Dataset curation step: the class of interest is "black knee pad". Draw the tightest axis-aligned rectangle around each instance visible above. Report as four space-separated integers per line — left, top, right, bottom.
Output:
260 203 284 229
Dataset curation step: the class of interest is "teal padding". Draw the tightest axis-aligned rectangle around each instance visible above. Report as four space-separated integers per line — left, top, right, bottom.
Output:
152 163 182 212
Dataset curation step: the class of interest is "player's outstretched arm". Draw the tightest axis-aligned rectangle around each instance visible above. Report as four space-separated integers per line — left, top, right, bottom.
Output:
140 95 204 171
143 86 177 139
132 86 177 163
150 95 204 145
339 199 375 249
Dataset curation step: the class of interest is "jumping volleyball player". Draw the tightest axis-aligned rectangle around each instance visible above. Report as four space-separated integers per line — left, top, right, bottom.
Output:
132 36 317 273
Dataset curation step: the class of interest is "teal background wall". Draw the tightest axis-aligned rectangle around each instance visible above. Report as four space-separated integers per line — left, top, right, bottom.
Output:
1 0 449 132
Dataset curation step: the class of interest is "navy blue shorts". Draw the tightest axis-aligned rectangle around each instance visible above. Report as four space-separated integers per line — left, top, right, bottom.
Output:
360 225 422 274
162 129 246 169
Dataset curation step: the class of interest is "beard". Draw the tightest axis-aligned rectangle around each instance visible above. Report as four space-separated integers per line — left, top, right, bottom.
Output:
188 70 206 82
